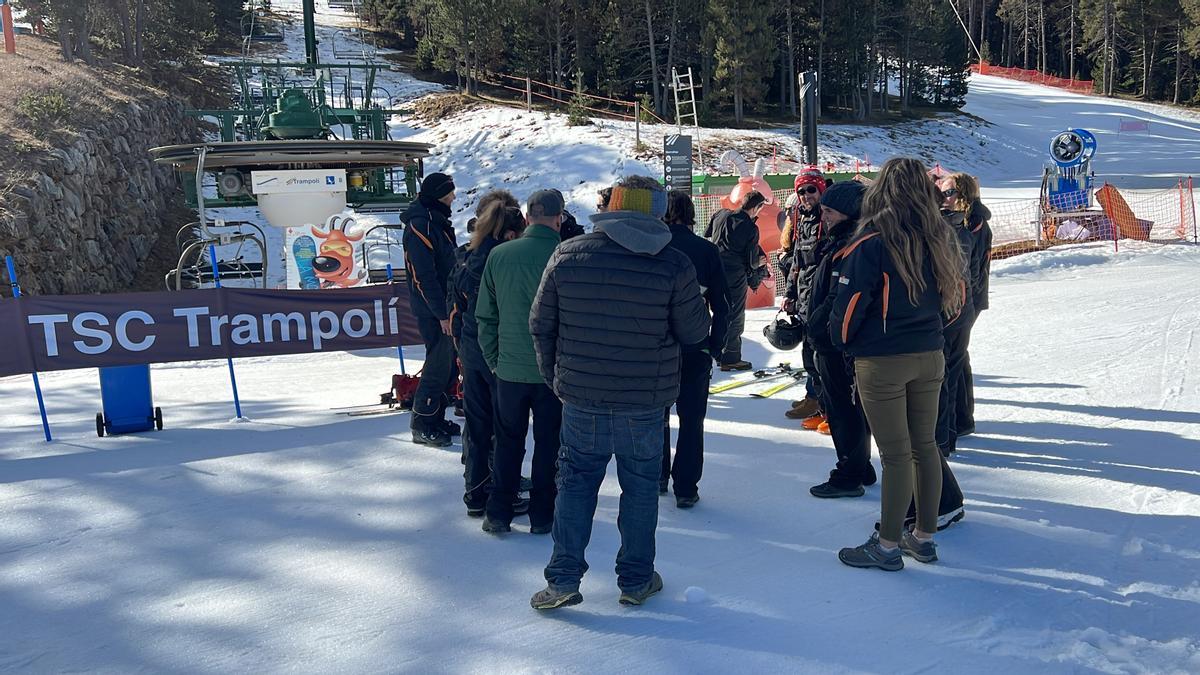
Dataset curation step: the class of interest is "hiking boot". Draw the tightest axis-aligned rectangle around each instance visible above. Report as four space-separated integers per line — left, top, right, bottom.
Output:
900 530 938 563
512 496 530 515
619 572 664 606
530 585 583 610
861 465 878 487
809 481 865 499
801 414 827 431
786 397 822 419
465 503 486 518
880 507 964 536
482 517 511 534
440 419 462 437
720 361 753 372
838 535 904 571
411 426 452 448
817 421 831 435
529 522 552 535
937 507 965 531
675 494 699 509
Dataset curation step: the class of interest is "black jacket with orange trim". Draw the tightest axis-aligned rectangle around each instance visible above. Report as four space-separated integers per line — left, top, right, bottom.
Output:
401 195 459 321
805 217 859 355
829 228 946 358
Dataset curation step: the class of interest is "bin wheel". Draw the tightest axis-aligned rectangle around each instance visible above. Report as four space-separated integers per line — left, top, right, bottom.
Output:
154 407 163 431
96 413 106 438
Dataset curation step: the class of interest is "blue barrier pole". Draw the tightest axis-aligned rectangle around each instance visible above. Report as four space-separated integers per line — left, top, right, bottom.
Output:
386 264 406 375
208 245 244 419
5 256 52 442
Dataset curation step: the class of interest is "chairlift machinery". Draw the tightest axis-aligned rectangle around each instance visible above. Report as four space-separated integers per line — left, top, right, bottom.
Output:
152 0 430 290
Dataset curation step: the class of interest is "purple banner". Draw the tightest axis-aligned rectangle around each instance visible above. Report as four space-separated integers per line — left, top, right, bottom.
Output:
0 285 422 377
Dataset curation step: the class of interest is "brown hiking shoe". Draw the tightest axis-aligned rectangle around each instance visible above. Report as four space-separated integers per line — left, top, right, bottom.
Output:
785 397 822 419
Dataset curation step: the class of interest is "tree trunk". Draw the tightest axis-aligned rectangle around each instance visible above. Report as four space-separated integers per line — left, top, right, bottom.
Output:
644 0 662 115
1175 20 1183 104
787 3 797 117
662 0 678 117
59 24 74 62
1023 0 1029 70
1069 0 1075 81
817 0 825 118
1038 0 1045 74
134 0 146 64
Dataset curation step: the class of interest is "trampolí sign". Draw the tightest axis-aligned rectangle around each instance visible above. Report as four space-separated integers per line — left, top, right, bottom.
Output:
0 285 422 377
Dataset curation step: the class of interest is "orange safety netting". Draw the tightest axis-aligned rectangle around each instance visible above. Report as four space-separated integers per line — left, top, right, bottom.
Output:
971 61 1095 95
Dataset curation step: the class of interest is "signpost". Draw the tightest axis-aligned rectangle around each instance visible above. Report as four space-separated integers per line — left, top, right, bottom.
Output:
664 134 693 193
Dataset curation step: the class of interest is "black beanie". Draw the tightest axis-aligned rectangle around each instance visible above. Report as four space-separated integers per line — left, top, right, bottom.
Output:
819 181 866 221
420 172 455 200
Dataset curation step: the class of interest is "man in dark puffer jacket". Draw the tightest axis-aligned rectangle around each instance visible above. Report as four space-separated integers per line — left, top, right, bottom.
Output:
528 176 710 611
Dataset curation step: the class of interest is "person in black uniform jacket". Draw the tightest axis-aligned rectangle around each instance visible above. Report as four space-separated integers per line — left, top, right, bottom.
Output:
401 172 461 447
660 189 731 508
957 196 993 436
705 191 768 371
804 181 878 498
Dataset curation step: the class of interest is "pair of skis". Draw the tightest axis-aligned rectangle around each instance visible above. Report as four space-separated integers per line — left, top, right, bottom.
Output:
330 392 407 417
709 363 807 398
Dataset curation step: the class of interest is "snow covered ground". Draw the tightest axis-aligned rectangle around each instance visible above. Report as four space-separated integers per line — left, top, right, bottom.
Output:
4 4 1199 671
2 242 1198 673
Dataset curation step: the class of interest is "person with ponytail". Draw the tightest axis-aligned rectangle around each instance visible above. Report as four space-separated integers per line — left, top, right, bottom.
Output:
829 157 965 571
452 197 526 518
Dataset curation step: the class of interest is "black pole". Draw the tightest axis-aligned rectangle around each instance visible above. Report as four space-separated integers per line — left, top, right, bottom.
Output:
799 71 819 165
304 0 318 65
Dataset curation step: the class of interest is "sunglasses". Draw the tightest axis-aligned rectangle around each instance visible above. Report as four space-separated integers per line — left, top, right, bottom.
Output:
797 185 819 195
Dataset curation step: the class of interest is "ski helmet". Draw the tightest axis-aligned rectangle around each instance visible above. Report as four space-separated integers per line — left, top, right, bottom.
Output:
763 314 804 351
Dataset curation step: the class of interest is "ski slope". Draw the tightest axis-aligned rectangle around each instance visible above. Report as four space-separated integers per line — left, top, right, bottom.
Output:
1 243 1198 673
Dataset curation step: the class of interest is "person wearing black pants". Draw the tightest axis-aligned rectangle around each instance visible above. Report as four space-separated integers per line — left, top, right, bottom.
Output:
957 198 993 436
476 190 567 534
490 380 562 527
450 195 525 516
705 191 768 372
401 172 461 447
660 190 730 508
803 181 877 498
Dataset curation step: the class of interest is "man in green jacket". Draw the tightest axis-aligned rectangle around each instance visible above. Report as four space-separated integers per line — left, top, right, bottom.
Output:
477 189 566 535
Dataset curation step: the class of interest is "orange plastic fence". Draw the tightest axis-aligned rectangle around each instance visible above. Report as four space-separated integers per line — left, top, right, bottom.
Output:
971 61 1094 95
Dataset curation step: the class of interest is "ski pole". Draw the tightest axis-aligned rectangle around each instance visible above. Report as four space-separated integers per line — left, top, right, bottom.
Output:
5 256 51 441
386 264 406 374
209 245 244 419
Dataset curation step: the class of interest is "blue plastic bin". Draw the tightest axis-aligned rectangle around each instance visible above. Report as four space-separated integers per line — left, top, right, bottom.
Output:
96 364 162 437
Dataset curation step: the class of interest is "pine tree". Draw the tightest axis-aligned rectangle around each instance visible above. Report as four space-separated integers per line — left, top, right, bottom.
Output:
709 0 775 123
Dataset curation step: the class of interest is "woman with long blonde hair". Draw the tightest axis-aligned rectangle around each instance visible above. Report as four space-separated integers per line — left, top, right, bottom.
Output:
829 157 964 571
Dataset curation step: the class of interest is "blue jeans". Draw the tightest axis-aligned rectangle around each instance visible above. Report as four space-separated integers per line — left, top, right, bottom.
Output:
544 404 665 593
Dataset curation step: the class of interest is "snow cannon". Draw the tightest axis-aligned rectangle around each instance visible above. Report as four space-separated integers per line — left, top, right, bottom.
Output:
1044 129 1097 211
719 151 779 309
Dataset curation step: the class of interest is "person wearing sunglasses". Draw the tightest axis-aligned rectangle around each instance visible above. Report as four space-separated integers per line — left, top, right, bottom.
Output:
781 168 828 429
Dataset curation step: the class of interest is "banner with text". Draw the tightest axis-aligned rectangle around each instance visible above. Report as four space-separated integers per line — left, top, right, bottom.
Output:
0 285 422 377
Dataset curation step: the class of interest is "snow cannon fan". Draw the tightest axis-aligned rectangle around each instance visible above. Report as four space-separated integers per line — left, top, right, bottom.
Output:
1044 129 1097 211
